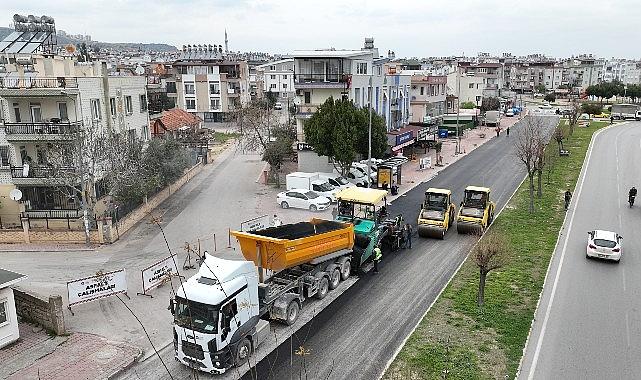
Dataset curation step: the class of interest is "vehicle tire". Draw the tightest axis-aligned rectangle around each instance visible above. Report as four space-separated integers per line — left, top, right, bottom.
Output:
234 338 252 367
284 300 300 326
309 204 317 212
315 277 329 299
440 229 445 239
281 201 289 209
339 260 351 280
328 268 341 290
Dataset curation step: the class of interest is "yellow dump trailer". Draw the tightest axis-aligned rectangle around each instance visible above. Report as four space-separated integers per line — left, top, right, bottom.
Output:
231 218 354 272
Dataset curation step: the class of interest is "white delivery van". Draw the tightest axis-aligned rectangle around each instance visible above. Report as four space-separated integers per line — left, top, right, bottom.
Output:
286 172 337 202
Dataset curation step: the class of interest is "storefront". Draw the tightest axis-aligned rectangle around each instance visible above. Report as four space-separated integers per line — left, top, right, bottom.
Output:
387 128 415 155
0 268 27 348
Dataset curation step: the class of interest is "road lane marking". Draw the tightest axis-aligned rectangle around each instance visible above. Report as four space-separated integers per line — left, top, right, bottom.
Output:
622 267 626 292
626 313 631 348
526 123 608 380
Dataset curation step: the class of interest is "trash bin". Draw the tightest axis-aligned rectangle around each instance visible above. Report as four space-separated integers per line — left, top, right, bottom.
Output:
438 129 448 138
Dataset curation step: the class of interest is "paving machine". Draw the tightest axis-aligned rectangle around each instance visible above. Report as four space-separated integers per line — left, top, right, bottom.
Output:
417 188 456 239
456 186 495 234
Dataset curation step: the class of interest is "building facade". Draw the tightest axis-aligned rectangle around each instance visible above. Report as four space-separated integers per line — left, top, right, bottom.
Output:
409 74 447 123
172 45 250 124
256 58 294 100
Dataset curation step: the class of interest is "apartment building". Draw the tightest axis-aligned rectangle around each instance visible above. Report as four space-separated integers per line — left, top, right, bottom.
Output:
172 45 250 124
0 55 149 225
256 58 294 99
560 55 604 90
381 62 411 131
603 59 641 85
409 74 447 123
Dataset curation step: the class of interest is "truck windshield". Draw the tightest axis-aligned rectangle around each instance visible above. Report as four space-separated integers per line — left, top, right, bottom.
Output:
426 194 447 210
463 191 487 209
174 296 219 334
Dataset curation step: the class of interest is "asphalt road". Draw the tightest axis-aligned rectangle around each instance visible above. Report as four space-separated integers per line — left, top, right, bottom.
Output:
519 121 641 379
246 115 560 380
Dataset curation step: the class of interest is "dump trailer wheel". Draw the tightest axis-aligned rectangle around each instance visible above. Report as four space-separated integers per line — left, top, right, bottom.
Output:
339 259 351 280
315 277 329 300
328 268 341 290
285 300 300 326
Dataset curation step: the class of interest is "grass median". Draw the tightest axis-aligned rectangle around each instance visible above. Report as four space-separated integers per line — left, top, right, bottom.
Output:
384 120 608 380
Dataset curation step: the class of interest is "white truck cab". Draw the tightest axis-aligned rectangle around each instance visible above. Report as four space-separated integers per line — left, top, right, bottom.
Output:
172 256 268 374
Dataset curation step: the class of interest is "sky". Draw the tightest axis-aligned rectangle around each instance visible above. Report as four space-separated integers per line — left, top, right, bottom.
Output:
2 0 640 59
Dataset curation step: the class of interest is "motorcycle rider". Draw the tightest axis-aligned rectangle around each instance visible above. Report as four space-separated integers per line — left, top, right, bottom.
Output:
564 190 572 210
629 186 638 206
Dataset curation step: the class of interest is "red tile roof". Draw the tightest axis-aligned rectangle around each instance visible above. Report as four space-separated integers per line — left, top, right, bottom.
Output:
152 108 202 132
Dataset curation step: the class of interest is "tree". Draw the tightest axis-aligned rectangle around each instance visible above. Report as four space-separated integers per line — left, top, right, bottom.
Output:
567 102 581 135
234 100 273 152
303 97 387 176
544 93 556 102
535 84 547 94
262 137 293 187
265 90 277 108
434 141 443 166
460 101 476 109
581 103 602 116
474 233 509 307
45 122 108 244
553 124 566 155
480 97 500 112
514 116 545 213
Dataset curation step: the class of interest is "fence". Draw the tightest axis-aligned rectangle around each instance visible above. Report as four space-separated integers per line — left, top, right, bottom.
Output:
13 289 65 335
0 77 78 89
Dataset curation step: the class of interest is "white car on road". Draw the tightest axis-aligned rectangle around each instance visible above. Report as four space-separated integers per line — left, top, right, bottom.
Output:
586 230 622 262
277 189 331 211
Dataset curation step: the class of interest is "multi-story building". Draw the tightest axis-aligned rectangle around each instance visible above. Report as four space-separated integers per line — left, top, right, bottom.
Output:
409 74 447 123
256 58 294 100
603 59 641 85
0 55 149 225
561 55 604 90
172 45 250 124
381 62 411 130
447 68 484 104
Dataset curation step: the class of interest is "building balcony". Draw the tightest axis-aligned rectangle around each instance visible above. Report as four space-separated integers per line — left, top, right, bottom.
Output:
0 77 79 96
296 104 320 118
4 122 80 142
227 88 241 96
294 73 351 89
10 165 77 185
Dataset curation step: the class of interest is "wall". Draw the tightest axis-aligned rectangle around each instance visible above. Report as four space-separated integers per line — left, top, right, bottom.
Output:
0 287 19 348
107 76 150 139
12 288 65 335
297 151 334 174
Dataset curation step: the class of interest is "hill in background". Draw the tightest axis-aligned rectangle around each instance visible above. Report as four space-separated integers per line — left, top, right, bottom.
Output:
0 26 177 52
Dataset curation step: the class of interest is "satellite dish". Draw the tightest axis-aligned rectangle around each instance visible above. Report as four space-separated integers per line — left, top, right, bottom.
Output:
9 189 22 201
135 65 145 75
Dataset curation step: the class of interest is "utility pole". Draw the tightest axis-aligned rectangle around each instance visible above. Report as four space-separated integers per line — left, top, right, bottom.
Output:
367 73 373 184
455 65 461 155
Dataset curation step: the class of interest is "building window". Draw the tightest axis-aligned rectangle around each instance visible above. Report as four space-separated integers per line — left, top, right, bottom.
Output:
270 75 276 80
469 83 474 89
58 102 68 121
282 75 287 79
140 95 148 112
184 83 195 95
420 87 424 95
209 82 220 94
186 98 196 110
283 83 287 89
90 99 101 121
431 85 435 96
357 62 368 75
13 103 21 122
377 66 382 76
270 65 275 71
125 96 133 114
304 92 311 104
0 300 7 325
270 83 277 89
141 124 149 141
110 98 116 118
0 146 9 166
355 88 361 106
166 82 177 94
30 104 42 122
210 98 220 110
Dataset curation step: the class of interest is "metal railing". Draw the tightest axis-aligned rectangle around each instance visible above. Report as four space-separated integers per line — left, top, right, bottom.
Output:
4 122 80 135
22 209 83 219
10 166 76 179
294 73 350 83
0 77 78 89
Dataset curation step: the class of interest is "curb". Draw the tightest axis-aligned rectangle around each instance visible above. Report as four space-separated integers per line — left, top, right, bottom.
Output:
107 347 144 380
0 246 96 252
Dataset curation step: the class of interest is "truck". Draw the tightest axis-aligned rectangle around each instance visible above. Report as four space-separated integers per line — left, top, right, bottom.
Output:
171 187 390 374
286 172 338 202
417 188 456 239
611 104 640 120
485 110 501 127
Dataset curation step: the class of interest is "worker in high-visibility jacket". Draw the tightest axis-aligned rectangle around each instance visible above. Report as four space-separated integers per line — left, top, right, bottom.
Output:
373 246 382 273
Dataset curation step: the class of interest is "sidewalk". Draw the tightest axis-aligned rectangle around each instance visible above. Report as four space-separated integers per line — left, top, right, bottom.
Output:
0 323 140 380
386 116 521 203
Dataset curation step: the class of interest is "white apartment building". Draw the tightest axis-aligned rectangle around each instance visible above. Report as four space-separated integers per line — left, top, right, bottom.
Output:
409 74 447 123
603 59 641 85
173 45 250 124
0 55 149 225
447 70 484 104
256 58 294 99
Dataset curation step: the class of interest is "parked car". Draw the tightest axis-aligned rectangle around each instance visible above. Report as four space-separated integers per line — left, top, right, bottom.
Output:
539 103 552 110
274 102 283 110
505 109 514 117
586 230 622 262
352 163 377 183
338 167 369 187
277 189 331 211
317 173 355 191
593 112 609 119
579 113 591 120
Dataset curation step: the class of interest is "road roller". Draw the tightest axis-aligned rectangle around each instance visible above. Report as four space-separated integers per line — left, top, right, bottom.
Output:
456 186 495 234
417 188 456 239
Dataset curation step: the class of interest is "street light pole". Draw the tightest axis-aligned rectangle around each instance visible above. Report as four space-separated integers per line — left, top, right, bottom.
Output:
455 66 461 155
367 73 373 185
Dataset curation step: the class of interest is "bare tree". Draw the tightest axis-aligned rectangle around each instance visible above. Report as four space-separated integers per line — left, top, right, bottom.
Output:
553 124 566 155
234 100 273 153
567 101 581 135
545 148 557 185
534 133 548 198
474 233 509 307
45 122 109 244
514 116 544 213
